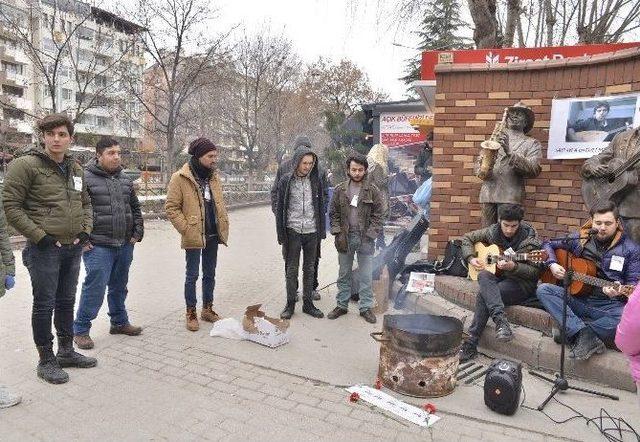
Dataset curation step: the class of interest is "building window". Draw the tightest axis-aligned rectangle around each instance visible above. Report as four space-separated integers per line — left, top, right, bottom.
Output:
96 116 109 127
77 26 94 41
62 88 73 100
1 61 23 75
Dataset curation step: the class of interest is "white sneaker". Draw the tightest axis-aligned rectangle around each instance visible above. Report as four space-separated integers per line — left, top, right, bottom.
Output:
0 385 21 409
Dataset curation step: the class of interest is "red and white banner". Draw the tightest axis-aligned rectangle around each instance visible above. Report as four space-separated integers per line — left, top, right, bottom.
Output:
420 42 640 81
380 112 433 148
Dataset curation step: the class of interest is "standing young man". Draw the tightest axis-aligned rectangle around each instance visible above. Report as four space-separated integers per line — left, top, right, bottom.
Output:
73 137 144 349
166 138 229 331
3 113 96 384
273 145 326 319
327 152 384 324
271 136 329 301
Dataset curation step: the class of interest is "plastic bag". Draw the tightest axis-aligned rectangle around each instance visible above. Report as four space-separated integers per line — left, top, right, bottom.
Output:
412 178 432 212
209 318 248 340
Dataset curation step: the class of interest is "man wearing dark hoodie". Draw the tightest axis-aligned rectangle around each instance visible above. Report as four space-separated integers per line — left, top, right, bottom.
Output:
73 137 144 350
272 136 329 302
3 113 96 384
458 204 543 362
272 139 326 319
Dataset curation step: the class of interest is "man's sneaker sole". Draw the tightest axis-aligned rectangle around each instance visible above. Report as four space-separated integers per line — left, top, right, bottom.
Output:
572 342 606 361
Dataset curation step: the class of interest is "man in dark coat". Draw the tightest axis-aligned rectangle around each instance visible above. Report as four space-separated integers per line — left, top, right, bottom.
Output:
537 201 640 361
459 204 542 362
271 136 329 302
272 140 326 319
73 137 144 350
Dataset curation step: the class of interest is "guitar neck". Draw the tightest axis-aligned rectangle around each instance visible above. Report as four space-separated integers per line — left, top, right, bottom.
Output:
572 272 618 289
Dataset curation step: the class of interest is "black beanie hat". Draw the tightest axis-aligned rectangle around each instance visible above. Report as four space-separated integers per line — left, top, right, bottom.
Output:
188 137 216 158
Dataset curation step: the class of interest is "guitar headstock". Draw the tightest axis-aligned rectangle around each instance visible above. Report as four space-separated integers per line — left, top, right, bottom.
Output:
527 250 549 263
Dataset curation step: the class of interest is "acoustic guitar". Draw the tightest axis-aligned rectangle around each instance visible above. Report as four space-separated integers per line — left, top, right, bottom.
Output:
539 249 634 297
468 243 548 281
572 125 630 142
582 142 640 210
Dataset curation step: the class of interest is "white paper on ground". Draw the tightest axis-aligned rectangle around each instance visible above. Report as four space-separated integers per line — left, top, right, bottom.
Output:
245 317 290 348
346 385 441 427
209 318 248 340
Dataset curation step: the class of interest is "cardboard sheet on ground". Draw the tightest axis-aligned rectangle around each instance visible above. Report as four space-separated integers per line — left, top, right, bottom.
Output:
346 385 440 427
209 304 290 348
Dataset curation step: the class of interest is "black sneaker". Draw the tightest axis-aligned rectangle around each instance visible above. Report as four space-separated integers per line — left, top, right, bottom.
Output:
327 307 348 320
360 309 377 324
494 316 514 342
459 341 478 362
570 327 605 360
302 300 324 318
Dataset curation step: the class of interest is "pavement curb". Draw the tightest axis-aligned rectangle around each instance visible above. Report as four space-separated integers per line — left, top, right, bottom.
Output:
392 280 637 393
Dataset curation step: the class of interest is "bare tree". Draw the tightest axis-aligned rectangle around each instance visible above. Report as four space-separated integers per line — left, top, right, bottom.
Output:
219 27 301 175
122 0 232 184
0 1 140 124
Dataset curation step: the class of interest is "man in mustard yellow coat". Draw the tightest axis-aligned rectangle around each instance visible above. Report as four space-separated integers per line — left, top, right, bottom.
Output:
165 138 229 331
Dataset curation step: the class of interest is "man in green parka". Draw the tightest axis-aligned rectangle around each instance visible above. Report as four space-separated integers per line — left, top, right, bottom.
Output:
3 113 96 384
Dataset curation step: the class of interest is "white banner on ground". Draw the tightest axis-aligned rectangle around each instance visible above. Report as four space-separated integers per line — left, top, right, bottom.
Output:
345 385 440 427
547 93 640 159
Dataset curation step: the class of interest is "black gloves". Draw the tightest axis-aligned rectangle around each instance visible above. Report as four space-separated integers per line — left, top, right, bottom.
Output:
76 232 90 246
37 234 58 250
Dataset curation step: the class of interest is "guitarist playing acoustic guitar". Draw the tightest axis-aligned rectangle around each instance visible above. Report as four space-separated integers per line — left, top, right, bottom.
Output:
459 204 544 362
537 201 640 361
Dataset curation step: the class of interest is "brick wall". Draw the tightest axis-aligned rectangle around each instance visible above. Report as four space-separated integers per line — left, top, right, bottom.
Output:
428 49 640 258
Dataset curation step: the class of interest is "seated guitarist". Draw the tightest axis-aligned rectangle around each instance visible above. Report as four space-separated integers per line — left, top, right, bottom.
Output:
459 204 543 362
537 201 640 361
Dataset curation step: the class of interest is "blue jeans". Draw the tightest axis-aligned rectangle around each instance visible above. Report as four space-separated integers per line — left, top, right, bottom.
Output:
74 243 135 335
536 283 625 342
336 232 373 312
23 242 82 347
184 239 219 308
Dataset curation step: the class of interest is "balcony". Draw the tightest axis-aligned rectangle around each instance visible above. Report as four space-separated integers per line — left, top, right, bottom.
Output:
8 118 33 134
4 71 29 87
3 47 29 65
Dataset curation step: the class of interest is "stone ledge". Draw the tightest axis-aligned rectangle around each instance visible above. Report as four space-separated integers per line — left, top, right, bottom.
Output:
434 275 554 335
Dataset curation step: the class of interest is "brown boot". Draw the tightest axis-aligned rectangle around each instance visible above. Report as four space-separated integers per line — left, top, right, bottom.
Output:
110 324 143 336
73 334 94 350
201 303 221 323
186 307 199 331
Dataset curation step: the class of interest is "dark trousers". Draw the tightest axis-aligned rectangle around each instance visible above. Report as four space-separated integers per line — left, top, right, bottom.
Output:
536 283 624 343
313 241 321 290
283 229 318 303
468 271 531 345
184 239 219 308
23 242 83 348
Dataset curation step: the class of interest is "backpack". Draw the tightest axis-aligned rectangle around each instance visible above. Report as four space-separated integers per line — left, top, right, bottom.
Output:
440 239 469 277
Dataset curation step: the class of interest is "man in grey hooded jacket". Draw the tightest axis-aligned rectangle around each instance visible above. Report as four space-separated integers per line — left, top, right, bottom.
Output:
272 138 326 319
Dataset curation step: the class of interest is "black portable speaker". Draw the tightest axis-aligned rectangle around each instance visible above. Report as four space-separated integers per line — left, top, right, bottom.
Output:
483 359 522 415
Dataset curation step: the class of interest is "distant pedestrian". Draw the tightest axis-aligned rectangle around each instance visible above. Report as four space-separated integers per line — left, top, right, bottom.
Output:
166 138 229 332
272 138 326 319
327 152 384 324
73 137 144 350
3 113 96 385
0 186 20 407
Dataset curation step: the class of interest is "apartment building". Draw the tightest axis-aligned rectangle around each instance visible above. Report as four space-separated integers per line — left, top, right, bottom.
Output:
0 0 145 152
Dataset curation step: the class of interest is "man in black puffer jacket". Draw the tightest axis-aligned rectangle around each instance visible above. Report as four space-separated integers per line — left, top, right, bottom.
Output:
73 137 144 350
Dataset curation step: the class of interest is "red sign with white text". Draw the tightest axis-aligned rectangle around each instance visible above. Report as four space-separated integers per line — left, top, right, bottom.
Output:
420 43 640 81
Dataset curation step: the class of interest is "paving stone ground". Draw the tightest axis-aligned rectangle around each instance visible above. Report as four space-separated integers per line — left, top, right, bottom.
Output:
0 207 637 441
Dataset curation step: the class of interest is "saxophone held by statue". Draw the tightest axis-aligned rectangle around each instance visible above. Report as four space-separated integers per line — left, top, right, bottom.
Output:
477 108 509 181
